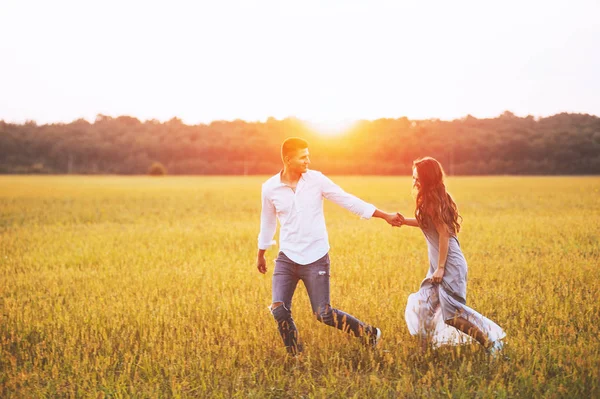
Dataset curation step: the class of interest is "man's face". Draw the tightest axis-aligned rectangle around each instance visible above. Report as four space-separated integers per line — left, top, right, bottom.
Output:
286 148 310 173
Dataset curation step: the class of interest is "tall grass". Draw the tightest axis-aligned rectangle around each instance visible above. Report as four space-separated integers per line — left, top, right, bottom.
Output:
1 176 599 397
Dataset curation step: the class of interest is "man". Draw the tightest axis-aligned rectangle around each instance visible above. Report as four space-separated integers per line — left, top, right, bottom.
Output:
257 137 403 355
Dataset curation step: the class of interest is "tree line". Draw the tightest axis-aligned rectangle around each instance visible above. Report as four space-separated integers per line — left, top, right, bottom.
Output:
1 111 599 175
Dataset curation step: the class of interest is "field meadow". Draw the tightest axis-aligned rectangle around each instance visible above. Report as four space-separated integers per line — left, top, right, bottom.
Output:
1 175 599 398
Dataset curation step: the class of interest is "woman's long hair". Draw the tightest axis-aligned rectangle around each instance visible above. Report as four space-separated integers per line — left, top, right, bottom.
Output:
413 157 462 234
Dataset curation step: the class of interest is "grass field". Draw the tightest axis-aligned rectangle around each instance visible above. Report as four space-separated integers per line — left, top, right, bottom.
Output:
1 175 599 398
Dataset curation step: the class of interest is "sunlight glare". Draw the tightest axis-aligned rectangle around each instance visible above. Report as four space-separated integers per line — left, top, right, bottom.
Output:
304 118 357 136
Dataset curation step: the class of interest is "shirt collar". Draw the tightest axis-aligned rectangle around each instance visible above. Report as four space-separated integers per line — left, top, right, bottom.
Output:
278 169 307 186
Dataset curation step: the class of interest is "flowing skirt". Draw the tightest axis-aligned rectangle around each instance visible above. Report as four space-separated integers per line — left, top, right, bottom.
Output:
405 280 505 347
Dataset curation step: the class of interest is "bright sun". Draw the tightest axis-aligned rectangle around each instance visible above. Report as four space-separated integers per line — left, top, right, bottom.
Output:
304 119 357 136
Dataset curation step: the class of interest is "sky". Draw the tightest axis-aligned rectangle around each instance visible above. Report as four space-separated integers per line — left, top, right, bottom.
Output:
1 0 599 131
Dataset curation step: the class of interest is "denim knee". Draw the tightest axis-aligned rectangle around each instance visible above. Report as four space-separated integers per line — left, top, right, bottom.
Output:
316 305 334 326
272 304 292 322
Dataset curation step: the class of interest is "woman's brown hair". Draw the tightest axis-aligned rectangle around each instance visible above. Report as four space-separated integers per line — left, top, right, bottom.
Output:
413 157 462 234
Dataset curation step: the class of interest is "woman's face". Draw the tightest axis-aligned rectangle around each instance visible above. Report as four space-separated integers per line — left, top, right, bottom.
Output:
412 167 420 189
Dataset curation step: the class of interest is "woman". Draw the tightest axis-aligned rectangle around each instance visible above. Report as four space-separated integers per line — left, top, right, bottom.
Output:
401 157 505 354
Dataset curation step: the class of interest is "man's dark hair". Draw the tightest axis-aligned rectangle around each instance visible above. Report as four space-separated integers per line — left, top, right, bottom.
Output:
281 137 309 160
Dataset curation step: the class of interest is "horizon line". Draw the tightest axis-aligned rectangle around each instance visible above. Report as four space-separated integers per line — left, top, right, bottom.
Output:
2 110 599 127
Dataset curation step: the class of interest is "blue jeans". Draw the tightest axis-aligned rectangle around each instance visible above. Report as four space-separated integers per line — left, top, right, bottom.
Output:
270 251 375 354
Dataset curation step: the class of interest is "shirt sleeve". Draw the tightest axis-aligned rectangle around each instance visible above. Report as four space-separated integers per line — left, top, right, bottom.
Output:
319 173 376 219
257 184 277 250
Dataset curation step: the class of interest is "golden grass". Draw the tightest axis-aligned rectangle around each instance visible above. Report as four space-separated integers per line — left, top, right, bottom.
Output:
1 175 599 398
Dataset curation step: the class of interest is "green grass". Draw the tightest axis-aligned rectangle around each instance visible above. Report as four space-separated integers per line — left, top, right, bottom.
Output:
1 175 599 398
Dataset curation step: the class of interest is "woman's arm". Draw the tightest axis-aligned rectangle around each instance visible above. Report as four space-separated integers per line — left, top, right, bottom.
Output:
431 221 450 284
400 217 420 228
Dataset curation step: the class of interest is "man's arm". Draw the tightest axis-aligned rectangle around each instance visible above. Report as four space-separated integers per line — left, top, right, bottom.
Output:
257 185 277 274
320 173 402 227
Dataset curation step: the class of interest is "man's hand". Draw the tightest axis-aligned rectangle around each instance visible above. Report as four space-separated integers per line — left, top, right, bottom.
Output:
257 254 267 274
372 209 403 227
396 212 405 225
386 212 404 227
432 267 445 284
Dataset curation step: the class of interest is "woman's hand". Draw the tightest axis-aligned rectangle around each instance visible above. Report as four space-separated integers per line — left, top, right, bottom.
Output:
373 209 403 227
432 267 445 284
396 212 405 225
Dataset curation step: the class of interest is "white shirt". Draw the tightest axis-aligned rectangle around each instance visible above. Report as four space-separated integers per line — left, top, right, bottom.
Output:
258 169 376 265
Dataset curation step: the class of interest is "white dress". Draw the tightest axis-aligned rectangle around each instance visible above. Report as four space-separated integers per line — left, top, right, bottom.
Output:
405 221 505 347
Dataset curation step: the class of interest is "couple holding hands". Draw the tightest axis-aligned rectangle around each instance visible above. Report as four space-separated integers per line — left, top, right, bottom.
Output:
257 138 505 356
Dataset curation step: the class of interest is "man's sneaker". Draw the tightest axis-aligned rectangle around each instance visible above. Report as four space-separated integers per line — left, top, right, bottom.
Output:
368 327 382 349
286 341 304 357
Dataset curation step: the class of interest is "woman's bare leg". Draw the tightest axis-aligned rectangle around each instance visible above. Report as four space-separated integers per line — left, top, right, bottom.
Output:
445 316 490 348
